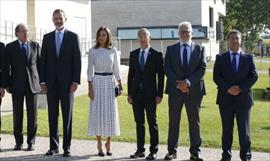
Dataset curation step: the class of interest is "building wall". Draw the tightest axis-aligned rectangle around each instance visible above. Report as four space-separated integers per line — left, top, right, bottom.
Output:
92 0 226 61
0 0 92 55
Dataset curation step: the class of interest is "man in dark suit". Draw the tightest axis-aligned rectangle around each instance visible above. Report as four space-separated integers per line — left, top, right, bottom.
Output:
213 30 258 161
39 9 81 157
0 42 6 151
128 28 164 160
5 24 41 151
164 21 206 161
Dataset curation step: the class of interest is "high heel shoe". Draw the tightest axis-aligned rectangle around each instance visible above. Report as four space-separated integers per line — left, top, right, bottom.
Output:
105 142 112 156
97 143 104 157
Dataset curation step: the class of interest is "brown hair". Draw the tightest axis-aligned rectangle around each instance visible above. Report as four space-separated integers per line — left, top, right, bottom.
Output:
94 26 112 49
227 29 241 40
53 9 66 17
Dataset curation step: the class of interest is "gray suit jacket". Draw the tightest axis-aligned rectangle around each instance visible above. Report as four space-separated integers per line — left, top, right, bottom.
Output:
164 42 206 100
5 40 41 94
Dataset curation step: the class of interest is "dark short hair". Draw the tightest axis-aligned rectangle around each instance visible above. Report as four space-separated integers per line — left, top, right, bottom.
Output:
53 9 66 17
227 29 241 40
94 26 112 49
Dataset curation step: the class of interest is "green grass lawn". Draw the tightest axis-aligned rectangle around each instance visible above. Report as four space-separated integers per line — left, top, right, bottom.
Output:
2 72 270 152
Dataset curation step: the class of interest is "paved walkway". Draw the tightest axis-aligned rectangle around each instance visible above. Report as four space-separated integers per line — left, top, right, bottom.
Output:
0 134 269 161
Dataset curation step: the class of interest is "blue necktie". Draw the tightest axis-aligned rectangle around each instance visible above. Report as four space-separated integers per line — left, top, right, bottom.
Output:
182 44 188 72
140 50 145 71
56 31 61 56
21 43 27 63
232 53 237 72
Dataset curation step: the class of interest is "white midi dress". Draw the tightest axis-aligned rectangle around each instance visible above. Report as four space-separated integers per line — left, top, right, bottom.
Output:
87 47 121 136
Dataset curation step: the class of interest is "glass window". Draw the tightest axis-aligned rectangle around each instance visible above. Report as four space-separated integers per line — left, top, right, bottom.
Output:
162 28 179 39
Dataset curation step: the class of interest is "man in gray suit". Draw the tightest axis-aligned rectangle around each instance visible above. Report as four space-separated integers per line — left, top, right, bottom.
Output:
5 24 41 151
164 21 206 161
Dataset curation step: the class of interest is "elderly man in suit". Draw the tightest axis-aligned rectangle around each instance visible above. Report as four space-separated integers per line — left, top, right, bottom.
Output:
213 30 258 161
39 9 81 157
128 28 164 160
0 42 6 151
5 24 41 151
164 21 206 161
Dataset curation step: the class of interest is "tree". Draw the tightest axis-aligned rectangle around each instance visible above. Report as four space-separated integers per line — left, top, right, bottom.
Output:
222 0 270 41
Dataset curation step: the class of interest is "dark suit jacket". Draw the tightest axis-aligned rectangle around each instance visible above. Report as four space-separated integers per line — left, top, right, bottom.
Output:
164 42 206 100
0 42 4 88
127 47 164 99
39 30 81 92
5 40 41 94
213 51 258 107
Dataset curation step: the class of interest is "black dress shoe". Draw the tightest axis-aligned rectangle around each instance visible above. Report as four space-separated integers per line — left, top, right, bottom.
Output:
219 157 231 161
106 151 112 156
26 144 34 151
63 149 71 157
45 149 59 155
14 145 22 151
98 151 105 157
130 150 145 158
164 152 177 160
146 153 157 160
190 154 203 161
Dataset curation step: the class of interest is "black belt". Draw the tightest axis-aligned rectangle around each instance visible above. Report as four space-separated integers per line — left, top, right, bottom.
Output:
95 72 113 76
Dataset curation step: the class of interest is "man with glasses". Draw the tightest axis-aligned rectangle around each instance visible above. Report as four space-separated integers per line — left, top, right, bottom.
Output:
164 21 206 161
5 23 41 151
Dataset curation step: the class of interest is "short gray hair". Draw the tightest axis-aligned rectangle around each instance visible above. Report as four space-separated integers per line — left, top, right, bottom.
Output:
178 21 193 32
138 28 151 37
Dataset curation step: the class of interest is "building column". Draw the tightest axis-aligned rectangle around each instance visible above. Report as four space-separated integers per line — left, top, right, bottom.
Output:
27 0 36 40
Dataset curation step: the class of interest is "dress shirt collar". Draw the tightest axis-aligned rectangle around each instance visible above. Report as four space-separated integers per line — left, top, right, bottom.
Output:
180 41 192 47
140 46 150 54
18 40 28 45
55 27 65 34
229 48 241 55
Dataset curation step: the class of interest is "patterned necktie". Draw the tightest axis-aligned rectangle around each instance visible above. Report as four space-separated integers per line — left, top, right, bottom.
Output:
182 44 188 72
140 50 145 71
56 31 61 56
21 43 27 63
232 52 237 72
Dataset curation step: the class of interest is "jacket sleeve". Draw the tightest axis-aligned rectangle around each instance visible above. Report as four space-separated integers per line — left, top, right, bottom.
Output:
156 52 164 98
127 52 135 96
239 55 258 93
187 46 207 85
213 54 231 93
72 34 81 84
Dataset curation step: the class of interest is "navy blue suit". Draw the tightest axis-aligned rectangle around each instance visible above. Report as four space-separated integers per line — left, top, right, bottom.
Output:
213 51 258 160
39 29 81 151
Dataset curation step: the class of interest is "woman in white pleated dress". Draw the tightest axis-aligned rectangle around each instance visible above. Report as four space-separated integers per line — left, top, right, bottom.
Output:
87 26 123 156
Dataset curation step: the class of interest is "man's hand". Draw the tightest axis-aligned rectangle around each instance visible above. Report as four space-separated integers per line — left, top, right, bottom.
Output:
0 87 5 98
40 84 47 93
127 96 133 104
155 96 162 104
227 85 241 96
176 80 189 94
70 83 78 93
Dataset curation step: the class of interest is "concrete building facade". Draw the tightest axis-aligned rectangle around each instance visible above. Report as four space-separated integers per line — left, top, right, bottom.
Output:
92 0 226 62
0 0 91 55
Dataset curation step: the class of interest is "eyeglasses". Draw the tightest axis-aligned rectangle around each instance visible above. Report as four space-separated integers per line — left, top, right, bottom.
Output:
179 31 191 34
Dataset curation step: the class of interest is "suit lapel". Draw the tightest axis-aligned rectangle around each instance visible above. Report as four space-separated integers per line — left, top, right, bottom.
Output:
188 42 196 70
134 49 142 73
59 30 68 57
174 43 182 72
27 41 32 62
143 48 153 71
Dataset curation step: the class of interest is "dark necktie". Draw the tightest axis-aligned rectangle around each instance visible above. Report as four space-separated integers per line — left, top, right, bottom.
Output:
182 44 188 72
21 43 27 63
231 52 237 72
140 50 145 71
